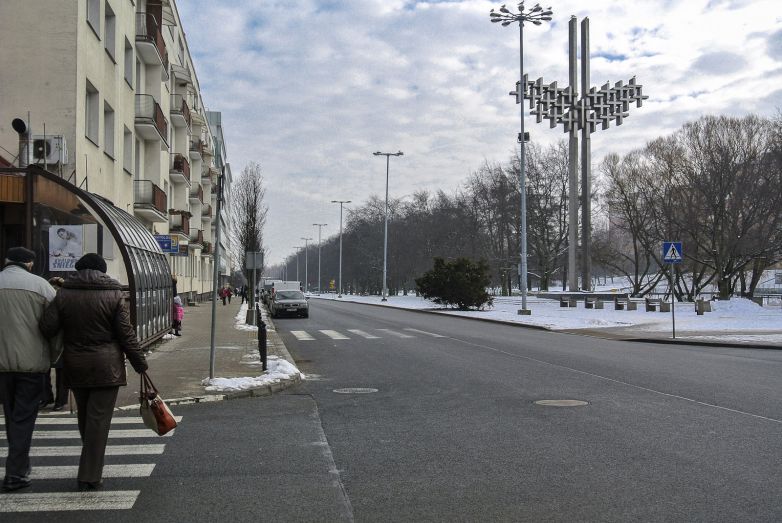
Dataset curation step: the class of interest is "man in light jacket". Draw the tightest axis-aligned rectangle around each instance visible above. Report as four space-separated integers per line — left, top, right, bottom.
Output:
0 247 58 492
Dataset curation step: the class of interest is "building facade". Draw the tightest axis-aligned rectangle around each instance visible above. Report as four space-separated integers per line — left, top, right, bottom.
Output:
0 0 228 302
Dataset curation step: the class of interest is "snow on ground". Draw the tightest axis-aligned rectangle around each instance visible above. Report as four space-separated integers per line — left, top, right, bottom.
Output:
201 356 302 392
234 302 275 332
312 293 782 343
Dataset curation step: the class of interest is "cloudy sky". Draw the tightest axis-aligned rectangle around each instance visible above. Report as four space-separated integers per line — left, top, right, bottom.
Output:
177 0 782 265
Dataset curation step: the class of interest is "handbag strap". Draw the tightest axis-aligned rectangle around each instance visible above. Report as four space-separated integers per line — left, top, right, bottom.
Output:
140 372 158 395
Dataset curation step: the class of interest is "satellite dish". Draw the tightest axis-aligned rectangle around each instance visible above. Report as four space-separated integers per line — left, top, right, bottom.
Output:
11 118 27 134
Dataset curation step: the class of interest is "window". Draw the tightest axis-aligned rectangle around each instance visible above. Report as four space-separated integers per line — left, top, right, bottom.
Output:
123 126 133 174
104 2 116 61
85 80 99 145
124 38 133 87
87 0 100 38
103 102 115 158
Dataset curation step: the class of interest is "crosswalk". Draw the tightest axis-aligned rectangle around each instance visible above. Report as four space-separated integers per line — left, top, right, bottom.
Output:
0 413 181 513
289 327 447 341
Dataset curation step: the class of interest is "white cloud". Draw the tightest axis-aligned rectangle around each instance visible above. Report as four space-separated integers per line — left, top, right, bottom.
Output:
178 0 782 265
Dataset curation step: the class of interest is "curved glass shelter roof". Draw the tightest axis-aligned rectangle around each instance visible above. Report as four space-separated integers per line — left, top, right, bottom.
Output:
0 165 171 348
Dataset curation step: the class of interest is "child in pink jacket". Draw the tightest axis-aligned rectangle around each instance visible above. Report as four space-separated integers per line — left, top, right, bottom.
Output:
173 296 184 336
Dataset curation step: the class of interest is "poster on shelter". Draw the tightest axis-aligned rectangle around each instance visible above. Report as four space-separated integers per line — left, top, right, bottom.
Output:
49 225 83 271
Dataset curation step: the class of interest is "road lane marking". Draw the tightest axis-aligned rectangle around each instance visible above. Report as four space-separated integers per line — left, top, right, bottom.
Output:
448 336 782 425
347 329 380 339
0 491 140 512
0 416 182 426
31 429 174 439
376 329 414 338
404 328 445 338
291 330 315 340
30 464 155 480
0 444 166 458
320 330 350 340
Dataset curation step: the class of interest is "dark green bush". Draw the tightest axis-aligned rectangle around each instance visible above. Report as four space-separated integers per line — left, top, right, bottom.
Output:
415 257 493 310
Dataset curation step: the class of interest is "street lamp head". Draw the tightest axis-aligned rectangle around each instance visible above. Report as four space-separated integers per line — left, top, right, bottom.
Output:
373 151 382 156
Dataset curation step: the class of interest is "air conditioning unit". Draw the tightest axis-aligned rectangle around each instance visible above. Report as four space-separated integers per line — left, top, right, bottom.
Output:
32 135 68 165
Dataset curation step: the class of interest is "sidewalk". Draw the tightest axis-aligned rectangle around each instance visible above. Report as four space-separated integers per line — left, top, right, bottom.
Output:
114 298 299 409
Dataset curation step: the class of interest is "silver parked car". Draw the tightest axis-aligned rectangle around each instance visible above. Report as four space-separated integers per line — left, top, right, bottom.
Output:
270 290 309 318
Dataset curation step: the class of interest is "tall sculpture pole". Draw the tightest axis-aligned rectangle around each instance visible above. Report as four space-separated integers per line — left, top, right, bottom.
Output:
580 18 592 291
567 16 579 292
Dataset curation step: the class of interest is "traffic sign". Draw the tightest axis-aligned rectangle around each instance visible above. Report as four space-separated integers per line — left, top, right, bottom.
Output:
662 242 682 264
154 235 173 253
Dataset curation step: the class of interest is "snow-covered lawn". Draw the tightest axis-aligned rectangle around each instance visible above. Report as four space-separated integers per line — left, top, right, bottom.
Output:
312 293 782 343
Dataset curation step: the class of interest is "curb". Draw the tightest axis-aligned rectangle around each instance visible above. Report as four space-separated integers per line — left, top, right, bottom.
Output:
314 297 782 350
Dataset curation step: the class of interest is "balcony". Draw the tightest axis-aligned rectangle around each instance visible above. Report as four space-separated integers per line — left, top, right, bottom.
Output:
133 180 168 223
135 95 168 148
135 13 169 78
170 94 191 130
171 63 193 87
189 138 203 161
201 137 214 158
189 183 203 205
169 154 190 185
188 229 204 249
201 204 212 222
201 167 217 187
201 241 212 256
169 210 191 239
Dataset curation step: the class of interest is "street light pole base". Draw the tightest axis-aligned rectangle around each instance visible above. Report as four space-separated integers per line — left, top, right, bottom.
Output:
381 298 388 302
337 294 342 299
517 309 531 315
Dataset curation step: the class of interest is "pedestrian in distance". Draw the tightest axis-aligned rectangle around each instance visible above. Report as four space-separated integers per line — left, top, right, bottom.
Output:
240 285 247 304
0 247 58 492
172 295 184 336
39 253 148 491
227 286 233 304
42 277 68 412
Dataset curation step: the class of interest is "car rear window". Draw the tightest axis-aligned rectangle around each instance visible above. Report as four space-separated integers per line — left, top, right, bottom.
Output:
276 291 304 300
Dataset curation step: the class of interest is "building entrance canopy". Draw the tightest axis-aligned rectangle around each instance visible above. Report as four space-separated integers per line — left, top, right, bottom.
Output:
0 166 171 348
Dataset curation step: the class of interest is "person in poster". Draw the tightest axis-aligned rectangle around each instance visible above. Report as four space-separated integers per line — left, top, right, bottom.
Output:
49 226 83 271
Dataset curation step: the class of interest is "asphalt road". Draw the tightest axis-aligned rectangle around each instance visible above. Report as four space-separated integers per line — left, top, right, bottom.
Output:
6 298 780 522
277 297 782 522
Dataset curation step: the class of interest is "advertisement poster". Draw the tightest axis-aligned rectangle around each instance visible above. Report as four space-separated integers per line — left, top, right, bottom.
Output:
49 225 83 271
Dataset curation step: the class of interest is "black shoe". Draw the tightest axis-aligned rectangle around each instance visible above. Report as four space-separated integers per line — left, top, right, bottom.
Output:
77 480 103 491
2 477 32 492
39 399 53 408
52 404 65 411
174 332 182 336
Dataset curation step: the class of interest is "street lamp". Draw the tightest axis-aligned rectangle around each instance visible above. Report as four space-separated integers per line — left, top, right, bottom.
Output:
373 150 404 301
301 237 313 293
313 223 327 294
293 246 304 284
331 200 351 298
490 2 552 314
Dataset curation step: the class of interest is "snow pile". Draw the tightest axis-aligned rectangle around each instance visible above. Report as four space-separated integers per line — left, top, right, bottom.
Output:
709 297 762 314
234 302 275 332
201 356 302 392
162 333 177 340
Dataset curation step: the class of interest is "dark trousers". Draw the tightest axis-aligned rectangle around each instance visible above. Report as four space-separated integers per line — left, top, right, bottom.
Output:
0 372 45 480
72 386 119 483
44 368 68 407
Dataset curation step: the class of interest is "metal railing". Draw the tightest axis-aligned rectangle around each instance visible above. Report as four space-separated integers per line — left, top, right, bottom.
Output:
202 204 212 218
170 94 192 129
190 229 204 245
190 183 203 203
190 138 204 156
169 210 190 236
133 180 167 214
135 13 168 70
170 153 190 182
135 94 168 142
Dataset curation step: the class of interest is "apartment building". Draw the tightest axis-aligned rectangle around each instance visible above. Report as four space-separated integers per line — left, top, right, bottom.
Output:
207 110 234 284
0 0 229 301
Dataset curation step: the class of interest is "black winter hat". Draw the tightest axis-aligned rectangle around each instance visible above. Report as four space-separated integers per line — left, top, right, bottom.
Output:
6 247 35 263
75 253 107 273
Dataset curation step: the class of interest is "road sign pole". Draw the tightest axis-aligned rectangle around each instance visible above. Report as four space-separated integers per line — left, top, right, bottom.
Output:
670 266 676 339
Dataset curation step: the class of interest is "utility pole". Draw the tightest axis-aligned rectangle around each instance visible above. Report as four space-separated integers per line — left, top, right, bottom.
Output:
301 237 312 293
373 151 403 301
331 200 351 298
313 223 327 294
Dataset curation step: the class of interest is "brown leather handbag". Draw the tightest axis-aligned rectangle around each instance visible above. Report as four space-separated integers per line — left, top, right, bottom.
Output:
139 372 178 436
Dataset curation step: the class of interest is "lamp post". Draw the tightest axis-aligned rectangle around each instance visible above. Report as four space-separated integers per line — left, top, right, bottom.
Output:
312 224 327 294
373 150 403 301
301 237 313 293
490 2 552 314
331 200 351 298
293 246 304 284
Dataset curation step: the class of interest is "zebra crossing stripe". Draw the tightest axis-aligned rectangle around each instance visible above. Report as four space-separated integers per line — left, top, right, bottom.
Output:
0 444 166 458
404 328 445 338
376 329 414 338
0 416 182 427
291 330 315 340
30 464 155 480
320 330 349 340
32 429 174 439
0 491 140 512
347 329 380 339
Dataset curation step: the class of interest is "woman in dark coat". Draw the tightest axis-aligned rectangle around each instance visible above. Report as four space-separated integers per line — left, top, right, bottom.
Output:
40 253 148 490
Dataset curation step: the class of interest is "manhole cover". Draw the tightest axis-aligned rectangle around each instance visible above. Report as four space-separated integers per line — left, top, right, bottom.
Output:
534 399 589 407
333 388 378 394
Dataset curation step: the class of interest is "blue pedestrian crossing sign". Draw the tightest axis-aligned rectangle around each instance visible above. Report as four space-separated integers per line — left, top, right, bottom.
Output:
662 242 683 264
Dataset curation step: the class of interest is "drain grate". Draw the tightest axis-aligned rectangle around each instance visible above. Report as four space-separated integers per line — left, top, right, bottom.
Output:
534 399 589 407
333 388 378 394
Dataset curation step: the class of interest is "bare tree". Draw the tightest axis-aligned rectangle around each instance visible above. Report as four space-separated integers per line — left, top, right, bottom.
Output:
230 161 268 302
